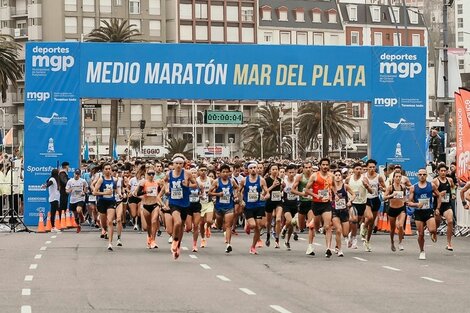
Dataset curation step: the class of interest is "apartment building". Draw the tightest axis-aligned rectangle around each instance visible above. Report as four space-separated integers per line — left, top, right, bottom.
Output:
455 0 470 88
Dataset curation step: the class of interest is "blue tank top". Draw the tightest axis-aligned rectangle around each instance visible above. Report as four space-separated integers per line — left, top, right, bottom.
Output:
189 186 200 203
169 169 190 207
215 177 234 210
334 183 348 210
244 175 263 209
413 182 433 210
99 177 115 201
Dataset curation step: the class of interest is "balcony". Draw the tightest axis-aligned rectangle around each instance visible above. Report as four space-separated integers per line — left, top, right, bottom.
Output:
14 28 28 39
11 94 24 104
11 9 28 18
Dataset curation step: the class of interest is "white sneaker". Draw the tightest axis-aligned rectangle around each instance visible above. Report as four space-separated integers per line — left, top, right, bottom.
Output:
398 243 404 251
107 243 113 251
364 241 371 252
360 223 367 241
117 239 122 247
51 227 61 233
305 244 315 256
168 236 173 244
351 238 358 249
337 250 344 257
419 251 426 260
133 225 139 231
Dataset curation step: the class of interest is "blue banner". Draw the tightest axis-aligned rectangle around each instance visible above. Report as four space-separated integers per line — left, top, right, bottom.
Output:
24 42 81 225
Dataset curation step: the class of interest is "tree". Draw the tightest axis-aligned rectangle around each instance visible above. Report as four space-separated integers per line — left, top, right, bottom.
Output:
297 102 356 157
85 18 141 156
241 103 292 159
165 137 193 159
0 35 23 103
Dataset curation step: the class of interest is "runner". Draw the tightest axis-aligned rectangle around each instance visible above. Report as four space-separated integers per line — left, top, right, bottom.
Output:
282 164 298 251
407 168 438 260
65 169 88 233
305 158 336 258
209 164 238 253
135 165 162 249
93 163 117 251
231 163 244 235
264 163 284 248
383 171 407 252
128 167 144 231
238 161 269 255
363 159 385 251
112 167 125 246
186 168 202 252
44 169 61 232
459 181 470 210
197 164 214 248
332 169 355 257
432 163 456 251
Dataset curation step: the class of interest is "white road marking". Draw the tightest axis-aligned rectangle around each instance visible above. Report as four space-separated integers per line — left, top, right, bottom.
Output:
353 257 368 262
270 305 292 313
382 266 401 272
34 254 42 259
40 246 47 251
421 277 444 283
45 241 52 244
24 275 33 281
21 305 31 313
216 275 231 282
51 236 57 238
29 264 38 270
298 238 306 241
189 254 198 259
22 289 31 296
313 243 322 246
182 247 189 251
239 288 256 295
200 264 211 270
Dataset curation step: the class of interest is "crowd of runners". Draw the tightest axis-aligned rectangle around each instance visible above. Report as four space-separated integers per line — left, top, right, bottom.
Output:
45 154 470 261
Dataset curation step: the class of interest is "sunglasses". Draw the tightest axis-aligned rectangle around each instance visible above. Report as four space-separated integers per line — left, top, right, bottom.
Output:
418 174 427 176
147 172 156 176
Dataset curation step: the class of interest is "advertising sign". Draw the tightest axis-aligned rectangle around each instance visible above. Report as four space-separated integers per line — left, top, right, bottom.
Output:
455 89 470 182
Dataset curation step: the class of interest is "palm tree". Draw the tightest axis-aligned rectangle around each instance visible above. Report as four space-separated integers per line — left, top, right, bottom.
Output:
297 102 356 157
241 103 293 159
0 35 22 103
165 137 193 159
85 18 141 156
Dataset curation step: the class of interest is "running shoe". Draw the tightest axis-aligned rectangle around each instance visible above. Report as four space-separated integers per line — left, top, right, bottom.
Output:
225 244 232 253
104 233 108 240
117 239 122 247
419 251 426 260
107 243 113 251
168 236 173 244
391 244 396 252
200 239 206 248
133 224 139 231
205 227 211 238
351 238 358 249
334 246 339 254
171 240 178 253
364 241 371 252
284 241 291 251
157 230 162 237
398 243 404 251
306 244 315 256
150 240 158 249
325 249 332 258
192 241 198 252
76 225 81 233
147 236 151 248
431 233 437 242
445 245 453 251
281 227 287 239
293 233 299 241
360 223 367 241
274 238 280 249
51 227 61 233
256 239 263 248
244 223 251 235
100 231 106 238
338 250 344 257
249 247 258 255
265 236 271 247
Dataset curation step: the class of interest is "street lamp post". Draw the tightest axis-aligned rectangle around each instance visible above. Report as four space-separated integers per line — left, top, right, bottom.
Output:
258 127 264 160
317 133 323 159
0 108 6 154
294 126 300 160
229 137 234 160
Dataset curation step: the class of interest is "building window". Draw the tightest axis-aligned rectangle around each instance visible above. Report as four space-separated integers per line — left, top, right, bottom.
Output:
313 32 324 45
391 7 400 23
393 32 401 46
101 104 110 122
296 10 305 22
226 5 238 22
312 9 321 23
195 25 208 41
263 31 273 43
179 3 192 19
84 108 97 122
351 31 359 45
149 20 161 36
353 131 360 143
458 31 464 42
211 26 224 41
65 17 77 34
129 19 141 32
459 59 465 70
348 5 357 21
151 104 163 122
330 34 339 45
100 0 111 13
328 11 337 23
129 0 140 14
412 34 420 46
352 104 362 118
180 25 193 41
457 4 463 14
212 5 223 21
297 32 307 45
82 0 94 12
278 8 288 21
242 6 253 22
82 18 95 34
262 7 272 21
371 7 380 22
64 0 76 11
458 18 463 28
131 104 142 121
115 0 122 6
408 9 418 24
242 27 254 43
227 26 238 42
280 32 290 44
195 3 207 19
373 32 382 46
215 133 224 144
149 0 160 15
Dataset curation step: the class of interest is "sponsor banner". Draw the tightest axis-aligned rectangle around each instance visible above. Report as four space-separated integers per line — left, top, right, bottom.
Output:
24 42 81 225
196 146 229 158
370 47 427 184
456 89 470 182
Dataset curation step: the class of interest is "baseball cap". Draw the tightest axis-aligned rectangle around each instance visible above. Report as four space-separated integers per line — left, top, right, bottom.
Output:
74 169 81 175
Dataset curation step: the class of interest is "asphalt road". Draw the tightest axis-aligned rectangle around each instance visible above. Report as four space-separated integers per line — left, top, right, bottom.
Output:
2 225 470 313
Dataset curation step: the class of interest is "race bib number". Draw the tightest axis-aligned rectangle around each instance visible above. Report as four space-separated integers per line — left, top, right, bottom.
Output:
103 185 113 199
73 188 82 197
394 191 404 199
88 195 96 202
147 186 158 197
171 188 183 200
190 195 199 203
319 189 329 200
247 192 258 202
417 198 430 210
271 191 282 202
287 192 297 201
220 195 230 204
442 192 450 203
335 199 346 210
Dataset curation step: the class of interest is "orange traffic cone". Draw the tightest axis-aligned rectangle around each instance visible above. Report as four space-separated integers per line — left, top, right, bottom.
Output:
45 212 52 232
405 217 413 235
37 213 46 233
60 210 67 230
65 209 73 228
55 211 62 229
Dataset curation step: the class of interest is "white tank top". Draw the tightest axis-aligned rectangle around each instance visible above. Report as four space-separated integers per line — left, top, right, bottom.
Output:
366 173 379 199
283 177 298 201
197 176 212 204
349 175 367 204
